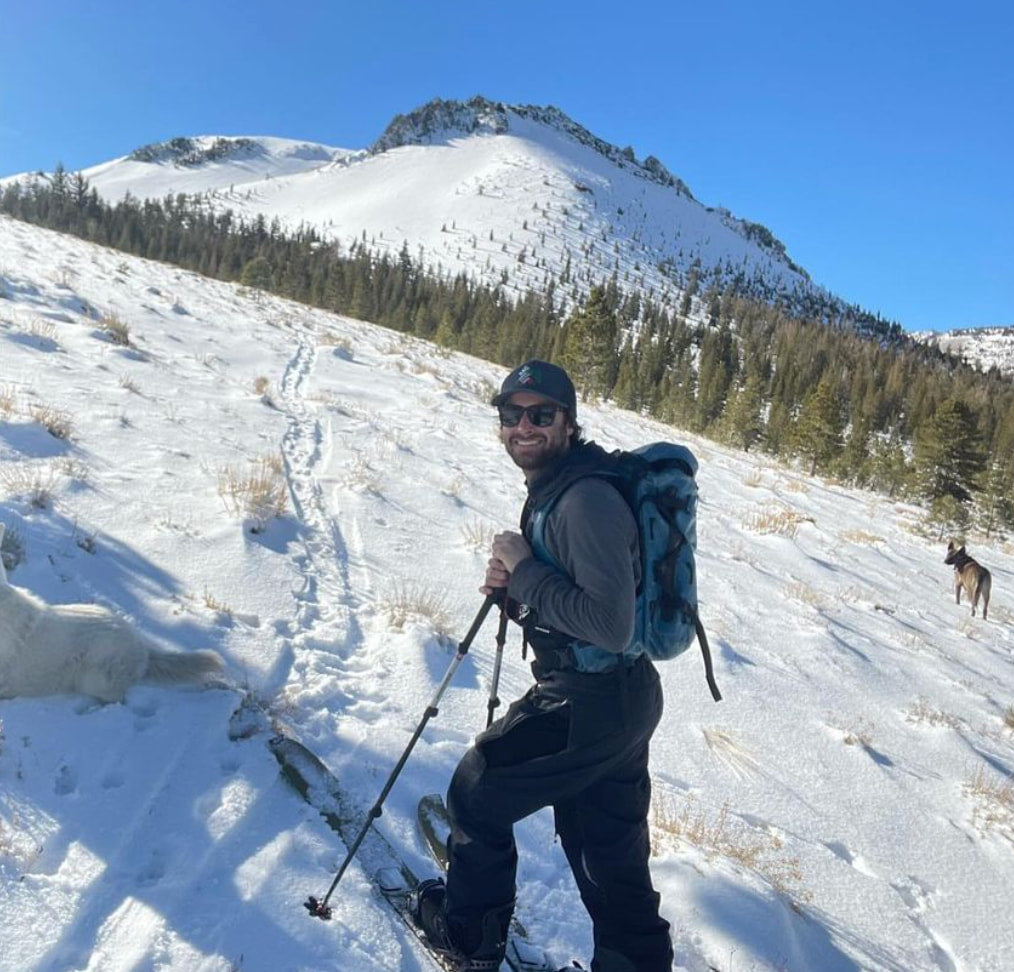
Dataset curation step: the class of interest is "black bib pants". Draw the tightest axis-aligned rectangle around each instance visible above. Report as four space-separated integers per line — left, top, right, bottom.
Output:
444 653 674 972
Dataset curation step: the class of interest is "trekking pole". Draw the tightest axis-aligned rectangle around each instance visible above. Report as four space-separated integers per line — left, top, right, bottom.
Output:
305 592 498 920
485 592 509 729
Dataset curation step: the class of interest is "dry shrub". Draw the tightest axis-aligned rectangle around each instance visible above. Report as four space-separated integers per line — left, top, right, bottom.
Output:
0 802 44 873
380 581 452 636
650 793 810 902
29 403 73 439
841 720 875 748
203 588 234 618
320 333 355 358
475 379 498 406
0 463 58 508
217 454 287 532
743 470 764 488
441 473 465 498
827 713 875 749
836 584 868 605
0 384 16 417
742 505 814 538
118 375 141 394
839 529 883 546
59 459 90 484
781 478 810 494
460 518 495 553
99 311 131 346
343 456 381 493
905 696 960 729
1003 706 1014 732
964 766 1014 845
54 265 74 288
958 617 980 640
252 376 271 396
785 581 825 607
260 452 284 476
987 604 1013 625
22 317 56 342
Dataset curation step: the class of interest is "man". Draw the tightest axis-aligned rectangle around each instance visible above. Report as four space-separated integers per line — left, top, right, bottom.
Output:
415 360 673 971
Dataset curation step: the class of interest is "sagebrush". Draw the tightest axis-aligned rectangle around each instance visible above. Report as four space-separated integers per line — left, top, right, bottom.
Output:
217 455 287 531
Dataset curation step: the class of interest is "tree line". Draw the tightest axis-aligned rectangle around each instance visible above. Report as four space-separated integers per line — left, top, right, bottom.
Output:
3 169 1013 537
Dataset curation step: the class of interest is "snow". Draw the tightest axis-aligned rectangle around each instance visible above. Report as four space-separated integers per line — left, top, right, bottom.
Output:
916 326 1014 379
1 214 1013 971
76 136 355 205
16 114 823 320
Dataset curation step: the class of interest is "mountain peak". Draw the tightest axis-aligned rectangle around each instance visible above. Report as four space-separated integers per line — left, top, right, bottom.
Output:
371 95 695 198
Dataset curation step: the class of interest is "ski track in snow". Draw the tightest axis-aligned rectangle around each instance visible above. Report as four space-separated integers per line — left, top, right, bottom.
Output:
274 327 388 739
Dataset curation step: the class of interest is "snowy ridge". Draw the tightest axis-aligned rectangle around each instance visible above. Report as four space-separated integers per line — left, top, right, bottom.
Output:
60 135 355 206
127 135 343 169
1 215 1013 971
916 324 1014 378
12 97 861 328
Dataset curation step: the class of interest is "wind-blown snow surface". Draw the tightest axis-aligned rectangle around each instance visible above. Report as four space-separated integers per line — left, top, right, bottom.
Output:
1 215 1013 972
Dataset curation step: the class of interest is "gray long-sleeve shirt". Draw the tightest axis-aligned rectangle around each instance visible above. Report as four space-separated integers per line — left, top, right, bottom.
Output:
507 477 640 654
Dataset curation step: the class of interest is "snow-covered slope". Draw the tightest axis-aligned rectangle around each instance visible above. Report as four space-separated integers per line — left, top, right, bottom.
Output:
19 97 862 325
71 135 354 202
916 324 1014 378
1 215 1013 972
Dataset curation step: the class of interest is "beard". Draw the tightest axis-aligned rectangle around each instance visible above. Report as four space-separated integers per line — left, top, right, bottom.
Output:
504 430 570 473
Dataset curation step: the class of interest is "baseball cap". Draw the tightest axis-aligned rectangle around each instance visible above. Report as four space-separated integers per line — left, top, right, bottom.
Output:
491 360 577 415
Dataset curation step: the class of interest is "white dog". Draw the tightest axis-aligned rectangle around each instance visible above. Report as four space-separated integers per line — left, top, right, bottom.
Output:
0 523 223 702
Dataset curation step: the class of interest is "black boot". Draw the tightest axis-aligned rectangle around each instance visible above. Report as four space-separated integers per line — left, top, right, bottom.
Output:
414 877 512 970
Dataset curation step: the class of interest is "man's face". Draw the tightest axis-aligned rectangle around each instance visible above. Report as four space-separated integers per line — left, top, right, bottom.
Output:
499 392 573 475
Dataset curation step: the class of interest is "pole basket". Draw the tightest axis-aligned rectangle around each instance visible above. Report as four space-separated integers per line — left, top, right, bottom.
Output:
304 895 333 920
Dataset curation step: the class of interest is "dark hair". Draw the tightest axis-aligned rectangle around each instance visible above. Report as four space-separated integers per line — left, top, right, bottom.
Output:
568 415 585 446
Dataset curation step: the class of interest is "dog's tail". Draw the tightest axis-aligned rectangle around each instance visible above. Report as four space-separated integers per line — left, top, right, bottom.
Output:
979 571 992 617
144 648 224 686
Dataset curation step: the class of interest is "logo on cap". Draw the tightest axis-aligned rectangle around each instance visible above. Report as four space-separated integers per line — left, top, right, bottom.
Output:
516 364 537 387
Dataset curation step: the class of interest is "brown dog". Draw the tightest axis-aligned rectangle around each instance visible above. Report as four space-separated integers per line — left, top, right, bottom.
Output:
944 541 991 620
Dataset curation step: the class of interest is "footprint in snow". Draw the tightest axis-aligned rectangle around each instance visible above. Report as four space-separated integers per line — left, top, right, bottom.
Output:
130 699 158 718
823 840 878 878
54 764 78 796
136 850 166 887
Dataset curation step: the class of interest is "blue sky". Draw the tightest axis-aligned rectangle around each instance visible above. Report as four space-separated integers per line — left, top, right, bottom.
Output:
1 0 1011 333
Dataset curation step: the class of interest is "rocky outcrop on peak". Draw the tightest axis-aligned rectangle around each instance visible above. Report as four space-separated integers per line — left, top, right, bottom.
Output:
129 137 264 167
371 96 695 197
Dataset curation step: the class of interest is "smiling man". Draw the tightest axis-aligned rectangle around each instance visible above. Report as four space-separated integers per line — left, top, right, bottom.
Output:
414 361 674 972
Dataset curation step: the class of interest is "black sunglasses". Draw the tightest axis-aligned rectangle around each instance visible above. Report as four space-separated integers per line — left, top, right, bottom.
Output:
497 403 565 428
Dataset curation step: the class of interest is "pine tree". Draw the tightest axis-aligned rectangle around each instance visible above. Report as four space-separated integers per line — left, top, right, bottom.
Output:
792 375 844 474
562 286 617 400
239 255 274 292
913 398 987 506
838 417 872 485
868 434 911 498
694 323 735 431
611 341 640 411
719 374 765 451
976 452 1014 537
928 494 970 540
